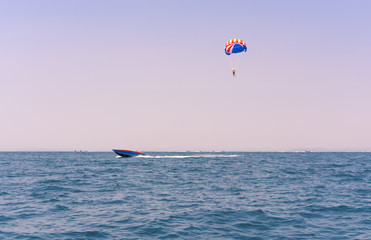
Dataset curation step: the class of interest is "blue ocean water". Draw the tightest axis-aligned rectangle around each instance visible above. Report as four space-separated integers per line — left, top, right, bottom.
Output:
0 152 370 239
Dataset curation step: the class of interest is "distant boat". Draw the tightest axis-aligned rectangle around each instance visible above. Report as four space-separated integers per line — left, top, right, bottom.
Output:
112 149 146 158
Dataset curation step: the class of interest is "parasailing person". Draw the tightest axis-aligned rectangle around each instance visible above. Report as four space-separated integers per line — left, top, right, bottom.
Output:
225 38 247 77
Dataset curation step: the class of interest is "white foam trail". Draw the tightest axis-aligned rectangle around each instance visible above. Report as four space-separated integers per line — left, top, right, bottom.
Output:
137 154 240 159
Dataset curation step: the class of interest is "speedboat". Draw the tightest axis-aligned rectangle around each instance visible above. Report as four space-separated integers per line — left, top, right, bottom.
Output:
112 149 146 158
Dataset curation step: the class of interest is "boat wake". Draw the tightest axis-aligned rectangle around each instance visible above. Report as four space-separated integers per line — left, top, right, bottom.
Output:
137 154 241 159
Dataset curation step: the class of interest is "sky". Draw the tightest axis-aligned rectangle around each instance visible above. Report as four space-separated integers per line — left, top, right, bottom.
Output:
1 0 371 151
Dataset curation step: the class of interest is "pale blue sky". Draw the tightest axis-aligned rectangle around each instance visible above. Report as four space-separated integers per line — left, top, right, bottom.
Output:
1 0 370 151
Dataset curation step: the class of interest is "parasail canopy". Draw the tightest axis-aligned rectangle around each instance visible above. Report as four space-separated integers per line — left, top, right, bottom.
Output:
225 39 247 55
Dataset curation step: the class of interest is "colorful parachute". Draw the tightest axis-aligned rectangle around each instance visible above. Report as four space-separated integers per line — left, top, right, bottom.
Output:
225 39 247 76
225 39 247 55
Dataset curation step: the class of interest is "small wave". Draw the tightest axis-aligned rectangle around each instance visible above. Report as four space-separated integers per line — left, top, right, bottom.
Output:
51 204 69 212
307 204 362 213
0 215 15 222
62 231 109 238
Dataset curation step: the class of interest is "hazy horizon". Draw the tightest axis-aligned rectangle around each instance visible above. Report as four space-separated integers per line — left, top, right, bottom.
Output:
1 150 371 153
1 1 371 152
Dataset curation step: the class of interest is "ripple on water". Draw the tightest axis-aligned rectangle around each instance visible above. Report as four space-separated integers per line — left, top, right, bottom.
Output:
0 152 369 239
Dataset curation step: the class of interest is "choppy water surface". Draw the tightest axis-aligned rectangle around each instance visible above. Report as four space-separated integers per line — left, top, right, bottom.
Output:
0 152 370 239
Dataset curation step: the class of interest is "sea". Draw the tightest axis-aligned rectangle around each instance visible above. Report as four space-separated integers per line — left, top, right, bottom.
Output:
0 152 370 239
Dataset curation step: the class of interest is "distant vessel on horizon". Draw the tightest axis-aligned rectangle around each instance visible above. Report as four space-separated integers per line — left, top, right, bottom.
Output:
112 149 146 158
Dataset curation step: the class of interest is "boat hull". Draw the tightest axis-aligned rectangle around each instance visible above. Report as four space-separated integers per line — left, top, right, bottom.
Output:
112 149 146 158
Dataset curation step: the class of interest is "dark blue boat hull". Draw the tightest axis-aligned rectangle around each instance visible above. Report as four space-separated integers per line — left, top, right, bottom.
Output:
112 149 145 158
